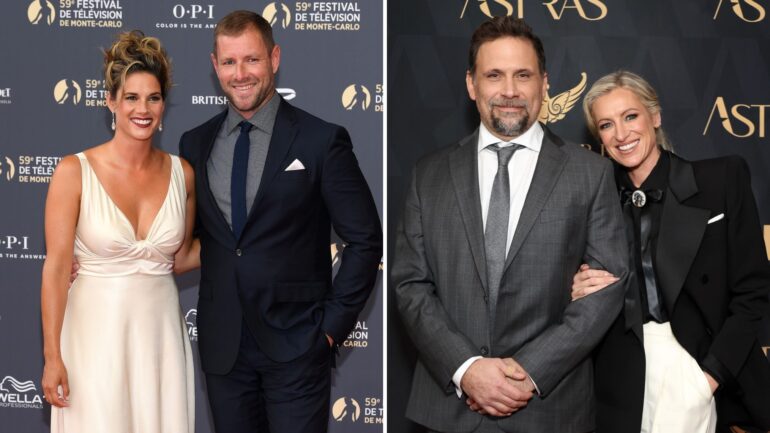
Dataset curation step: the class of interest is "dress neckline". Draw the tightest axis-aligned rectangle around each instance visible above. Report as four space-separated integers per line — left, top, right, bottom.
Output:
79 152 175 242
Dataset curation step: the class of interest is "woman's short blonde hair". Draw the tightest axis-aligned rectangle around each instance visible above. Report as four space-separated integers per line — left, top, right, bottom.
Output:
582 70 672 151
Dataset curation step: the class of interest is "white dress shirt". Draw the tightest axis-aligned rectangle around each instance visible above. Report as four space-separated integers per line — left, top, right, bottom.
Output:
452 121 543 397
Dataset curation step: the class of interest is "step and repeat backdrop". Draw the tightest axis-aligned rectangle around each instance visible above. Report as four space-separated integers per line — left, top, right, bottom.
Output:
388 1 769 431
0 1 383 432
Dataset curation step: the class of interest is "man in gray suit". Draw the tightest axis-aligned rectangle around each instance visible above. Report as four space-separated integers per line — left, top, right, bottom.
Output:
392 17 629 433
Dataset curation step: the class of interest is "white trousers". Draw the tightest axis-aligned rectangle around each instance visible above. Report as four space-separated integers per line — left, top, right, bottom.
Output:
641 322 717 433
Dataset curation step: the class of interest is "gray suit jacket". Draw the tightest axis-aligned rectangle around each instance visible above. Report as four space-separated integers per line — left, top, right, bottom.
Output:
393 126 629 433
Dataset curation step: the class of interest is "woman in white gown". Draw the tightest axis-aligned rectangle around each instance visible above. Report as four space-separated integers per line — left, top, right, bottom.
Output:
40 31 199 433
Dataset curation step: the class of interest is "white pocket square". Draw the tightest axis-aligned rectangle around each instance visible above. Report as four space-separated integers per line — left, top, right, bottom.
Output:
285 159 305 171
707 213 724 224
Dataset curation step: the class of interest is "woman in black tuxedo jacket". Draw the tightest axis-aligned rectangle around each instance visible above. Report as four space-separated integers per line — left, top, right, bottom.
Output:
573 70 770 433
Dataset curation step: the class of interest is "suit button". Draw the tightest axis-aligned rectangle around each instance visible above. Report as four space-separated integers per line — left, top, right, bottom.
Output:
235 249 242 256
480 346 488 355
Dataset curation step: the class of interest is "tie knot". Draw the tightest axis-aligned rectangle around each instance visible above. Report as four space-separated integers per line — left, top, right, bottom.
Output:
488 144 520 166
238 121 252 134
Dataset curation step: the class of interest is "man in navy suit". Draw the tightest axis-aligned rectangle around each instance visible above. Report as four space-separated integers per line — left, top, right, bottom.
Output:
179 10 382 433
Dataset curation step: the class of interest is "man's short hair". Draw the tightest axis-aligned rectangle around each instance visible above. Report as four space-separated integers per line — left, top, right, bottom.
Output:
213 10 275 55
468 16 546 75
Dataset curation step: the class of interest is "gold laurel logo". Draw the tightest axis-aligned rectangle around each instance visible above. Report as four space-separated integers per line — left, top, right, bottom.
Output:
0 157 16 181
263 2 292 29
27 0 56 25
538 72 587 124
460 0 520 19
53 79 82 105
332 397 361 422
341 84 371 111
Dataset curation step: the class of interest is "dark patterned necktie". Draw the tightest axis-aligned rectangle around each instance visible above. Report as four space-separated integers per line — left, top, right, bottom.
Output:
485 143 520 326
231 121 251 239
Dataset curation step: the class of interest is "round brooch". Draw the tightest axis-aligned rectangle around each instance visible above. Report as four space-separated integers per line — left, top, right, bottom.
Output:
631 190 647 208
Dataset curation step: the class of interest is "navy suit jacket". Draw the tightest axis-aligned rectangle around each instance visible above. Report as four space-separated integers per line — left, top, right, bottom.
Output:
179 98 382 373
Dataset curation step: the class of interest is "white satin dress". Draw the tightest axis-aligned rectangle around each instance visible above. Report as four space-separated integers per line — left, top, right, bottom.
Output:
51 152 194 433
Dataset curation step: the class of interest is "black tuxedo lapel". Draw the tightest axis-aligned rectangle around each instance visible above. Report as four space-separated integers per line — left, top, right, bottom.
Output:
449 131 489 296
197 110 234 244
504 126 567 272
241 98 299 238
655 155 710 314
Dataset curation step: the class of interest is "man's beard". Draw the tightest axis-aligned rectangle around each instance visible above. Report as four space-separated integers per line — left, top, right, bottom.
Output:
490 99 530 138
492 112 529 138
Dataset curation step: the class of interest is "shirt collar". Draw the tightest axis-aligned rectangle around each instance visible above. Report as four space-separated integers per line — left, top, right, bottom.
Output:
477 121 543 154
224 92 280 135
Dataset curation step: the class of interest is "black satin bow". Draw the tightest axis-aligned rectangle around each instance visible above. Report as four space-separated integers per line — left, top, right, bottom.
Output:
620 187 664 207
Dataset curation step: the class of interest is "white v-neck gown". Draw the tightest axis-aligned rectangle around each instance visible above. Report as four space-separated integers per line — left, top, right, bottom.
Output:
51 152 194 433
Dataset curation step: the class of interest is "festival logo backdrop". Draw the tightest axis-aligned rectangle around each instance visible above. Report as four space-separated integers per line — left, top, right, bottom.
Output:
0 2 383 432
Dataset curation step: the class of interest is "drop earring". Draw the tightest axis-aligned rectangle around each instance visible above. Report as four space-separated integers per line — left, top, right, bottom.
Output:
159 122 163 132
111 111 115 131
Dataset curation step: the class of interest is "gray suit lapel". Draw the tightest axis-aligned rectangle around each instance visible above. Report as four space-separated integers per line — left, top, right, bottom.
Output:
449 130 489 295
504 127 567 272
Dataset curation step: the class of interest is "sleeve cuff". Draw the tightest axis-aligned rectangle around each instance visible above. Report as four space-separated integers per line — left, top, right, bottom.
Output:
527 374 541 396
701 353 731 390
452 356 483 398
